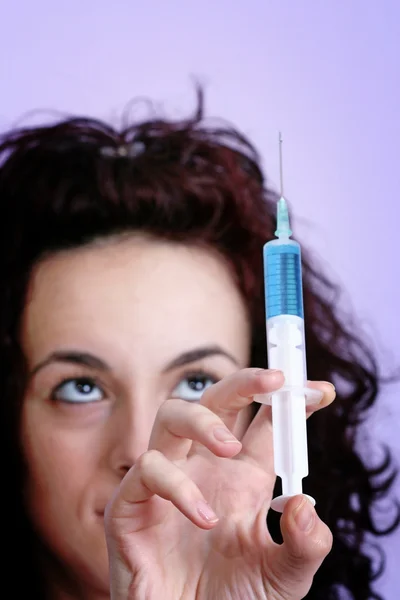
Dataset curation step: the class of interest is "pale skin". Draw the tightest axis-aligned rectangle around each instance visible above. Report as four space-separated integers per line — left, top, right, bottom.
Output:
20 234 335 600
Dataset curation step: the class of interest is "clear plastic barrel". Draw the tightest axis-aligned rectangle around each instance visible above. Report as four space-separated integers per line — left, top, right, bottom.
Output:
262 236 316 512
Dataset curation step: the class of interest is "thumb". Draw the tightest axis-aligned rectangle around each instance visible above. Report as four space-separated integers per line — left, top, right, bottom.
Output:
270 495 333 600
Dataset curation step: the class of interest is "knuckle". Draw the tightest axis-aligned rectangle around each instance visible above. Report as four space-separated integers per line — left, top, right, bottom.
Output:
315 527 334 556
286 543 308 565
296 525 333 564
195 410 219 430
201 372 243 402
157 398 182 422
135 449 161 471
200 382 218 403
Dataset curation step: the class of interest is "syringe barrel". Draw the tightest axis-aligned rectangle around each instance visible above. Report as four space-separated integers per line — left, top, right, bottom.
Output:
266 316 309 487
263 237 308 383
263 237 310 499
263 238 304 321
266 315 307 386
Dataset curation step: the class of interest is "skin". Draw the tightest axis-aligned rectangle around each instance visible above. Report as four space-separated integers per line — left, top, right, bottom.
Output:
20 234 335 600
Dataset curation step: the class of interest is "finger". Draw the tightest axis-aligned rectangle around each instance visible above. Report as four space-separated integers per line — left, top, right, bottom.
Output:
305 381 336 416
148 398 242 461
105 450 220 535
267 495 333 599
239 380 336 471
201 368 284 430
236 404 275 476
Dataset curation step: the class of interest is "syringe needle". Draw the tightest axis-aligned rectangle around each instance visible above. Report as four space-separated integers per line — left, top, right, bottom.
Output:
279 132 284 198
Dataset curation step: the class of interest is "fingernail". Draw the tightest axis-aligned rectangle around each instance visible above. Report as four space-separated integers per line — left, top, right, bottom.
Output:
213 427 241 444
258 369 280 375
255 369 282 380
197 500 219 523
293 497 315 532
322 381 336 390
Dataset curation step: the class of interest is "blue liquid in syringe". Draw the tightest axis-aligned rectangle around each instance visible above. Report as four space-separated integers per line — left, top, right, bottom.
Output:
263 242 304 320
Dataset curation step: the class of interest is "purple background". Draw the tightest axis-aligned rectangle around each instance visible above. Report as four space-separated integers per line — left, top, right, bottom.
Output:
1 1 399 596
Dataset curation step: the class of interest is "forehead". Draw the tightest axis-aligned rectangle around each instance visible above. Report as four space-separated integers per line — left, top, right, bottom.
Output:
21 235 250 365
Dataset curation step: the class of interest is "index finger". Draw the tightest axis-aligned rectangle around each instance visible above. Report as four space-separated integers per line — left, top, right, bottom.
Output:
201 368 285 430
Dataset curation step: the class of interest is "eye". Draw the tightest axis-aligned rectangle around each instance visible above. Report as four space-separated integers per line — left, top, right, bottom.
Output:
171 372 218 402
52 378 104 404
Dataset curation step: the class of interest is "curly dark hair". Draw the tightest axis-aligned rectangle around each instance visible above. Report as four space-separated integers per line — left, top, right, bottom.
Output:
0 89 398 599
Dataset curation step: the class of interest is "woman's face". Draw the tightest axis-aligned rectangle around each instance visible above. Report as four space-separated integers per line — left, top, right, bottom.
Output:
20 234 251 597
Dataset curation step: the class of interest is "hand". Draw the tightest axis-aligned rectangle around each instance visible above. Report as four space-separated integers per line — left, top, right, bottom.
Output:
104 369 335 600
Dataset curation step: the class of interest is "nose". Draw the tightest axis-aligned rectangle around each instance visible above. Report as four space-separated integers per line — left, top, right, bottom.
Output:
107 394 158 477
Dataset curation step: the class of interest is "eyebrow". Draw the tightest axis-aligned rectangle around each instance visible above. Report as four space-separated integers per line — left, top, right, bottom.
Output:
30 345 239 377
30 351 110 376
162 346 239 372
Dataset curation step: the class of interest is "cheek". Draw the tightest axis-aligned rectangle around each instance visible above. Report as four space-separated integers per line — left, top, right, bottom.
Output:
21 405 97 517
20 404 112 589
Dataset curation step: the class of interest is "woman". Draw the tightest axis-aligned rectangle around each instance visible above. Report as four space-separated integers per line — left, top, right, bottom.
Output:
0 91 398 599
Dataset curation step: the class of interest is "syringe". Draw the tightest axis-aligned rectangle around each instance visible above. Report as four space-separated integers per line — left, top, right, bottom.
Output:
257 134 323 513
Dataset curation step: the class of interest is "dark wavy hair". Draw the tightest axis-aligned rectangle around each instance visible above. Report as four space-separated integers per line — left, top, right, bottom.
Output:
0 90 398 599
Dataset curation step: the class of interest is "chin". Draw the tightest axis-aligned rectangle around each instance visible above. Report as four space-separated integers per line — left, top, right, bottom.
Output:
70 546 110 596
